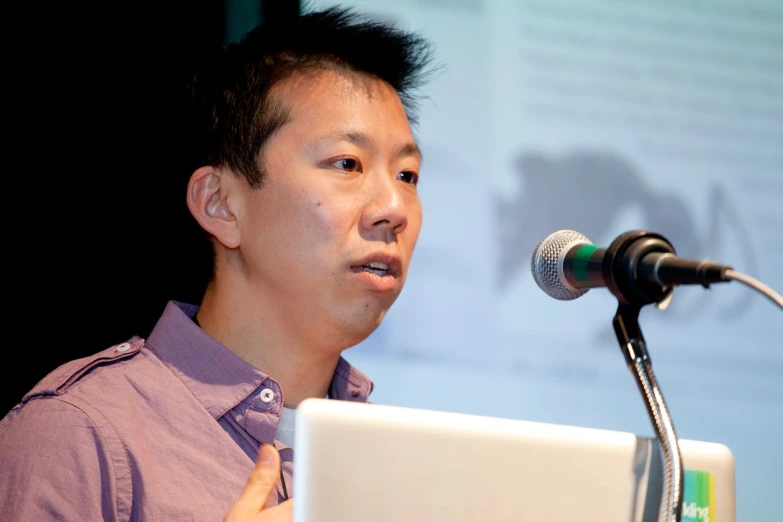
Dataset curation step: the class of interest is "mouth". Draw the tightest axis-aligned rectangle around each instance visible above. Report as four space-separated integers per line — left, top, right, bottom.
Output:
350 254 402 279
357 262 392 277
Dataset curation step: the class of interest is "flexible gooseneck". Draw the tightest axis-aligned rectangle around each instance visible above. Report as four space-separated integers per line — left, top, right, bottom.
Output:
614 304 683 522
605 231 684 522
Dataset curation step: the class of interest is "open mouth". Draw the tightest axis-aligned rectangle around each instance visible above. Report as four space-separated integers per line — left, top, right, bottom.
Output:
351 254 401 280
359 262 390 277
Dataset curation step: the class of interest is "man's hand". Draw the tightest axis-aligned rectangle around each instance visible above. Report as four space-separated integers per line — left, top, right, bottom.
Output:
223 444 294 522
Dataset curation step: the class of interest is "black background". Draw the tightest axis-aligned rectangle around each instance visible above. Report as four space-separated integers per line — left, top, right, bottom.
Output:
5 0 300 416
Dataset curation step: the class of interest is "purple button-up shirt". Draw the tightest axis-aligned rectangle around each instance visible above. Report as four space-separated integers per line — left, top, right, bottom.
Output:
0 301 373 521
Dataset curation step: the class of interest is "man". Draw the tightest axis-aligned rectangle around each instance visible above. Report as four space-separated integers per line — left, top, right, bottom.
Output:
0 6 436 521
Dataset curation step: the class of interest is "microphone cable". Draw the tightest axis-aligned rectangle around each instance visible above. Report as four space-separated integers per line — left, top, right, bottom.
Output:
280 467 289 500
723 269 783 309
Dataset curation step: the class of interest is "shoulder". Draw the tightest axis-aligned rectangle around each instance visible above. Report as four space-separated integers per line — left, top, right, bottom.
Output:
1 337 148 461
0 340 149 521
18 337 146 406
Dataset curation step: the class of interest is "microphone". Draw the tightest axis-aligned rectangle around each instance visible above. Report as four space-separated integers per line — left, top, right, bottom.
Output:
531 230 782 522
530 230 733 302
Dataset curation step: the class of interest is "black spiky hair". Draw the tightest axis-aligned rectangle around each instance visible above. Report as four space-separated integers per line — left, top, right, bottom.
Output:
186 5 439 187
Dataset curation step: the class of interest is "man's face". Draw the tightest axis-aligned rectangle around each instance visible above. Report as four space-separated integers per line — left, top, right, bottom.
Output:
237 69 423 349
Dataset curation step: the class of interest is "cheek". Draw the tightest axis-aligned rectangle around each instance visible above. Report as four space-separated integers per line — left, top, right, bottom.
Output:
405 198 424 244
312 185 364 226
291 189 362 256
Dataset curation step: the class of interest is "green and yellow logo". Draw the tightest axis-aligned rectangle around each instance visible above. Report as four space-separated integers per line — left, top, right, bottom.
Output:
682 470 715 521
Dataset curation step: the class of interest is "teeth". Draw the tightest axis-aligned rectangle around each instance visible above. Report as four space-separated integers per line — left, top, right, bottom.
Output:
368 262 389 270
363 268 387 276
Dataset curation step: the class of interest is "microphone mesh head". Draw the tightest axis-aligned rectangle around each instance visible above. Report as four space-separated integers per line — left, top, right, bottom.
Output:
530 230 592 300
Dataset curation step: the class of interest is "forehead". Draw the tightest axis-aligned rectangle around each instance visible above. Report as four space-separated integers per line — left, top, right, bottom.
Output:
271 69 414 140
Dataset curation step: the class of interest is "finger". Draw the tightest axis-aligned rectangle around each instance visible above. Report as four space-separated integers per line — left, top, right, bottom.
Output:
230 444 281 517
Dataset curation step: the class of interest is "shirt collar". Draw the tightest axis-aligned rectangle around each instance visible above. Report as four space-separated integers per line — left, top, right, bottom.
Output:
146 301 373 419
330 355 374 402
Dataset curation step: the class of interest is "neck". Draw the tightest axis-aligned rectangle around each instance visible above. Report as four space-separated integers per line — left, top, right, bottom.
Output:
196 275 342 408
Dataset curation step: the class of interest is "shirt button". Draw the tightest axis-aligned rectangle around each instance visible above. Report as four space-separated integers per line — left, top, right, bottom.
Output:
260 388 275 403
115 343 131 353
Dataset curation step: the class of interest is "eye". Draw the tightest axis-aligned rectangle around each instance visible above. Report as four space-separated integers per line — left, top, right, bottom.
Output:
397 171 419 185
331 158 361 172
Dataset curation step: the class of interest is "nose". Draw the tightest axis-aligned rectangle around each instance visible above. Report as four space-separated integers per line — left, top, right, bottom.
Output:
360 171 409 237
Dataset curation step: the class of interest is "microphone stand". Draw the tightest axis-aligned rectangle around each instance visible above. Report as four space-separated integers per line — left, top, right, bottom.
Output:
614 304 682 522
604 231 684 522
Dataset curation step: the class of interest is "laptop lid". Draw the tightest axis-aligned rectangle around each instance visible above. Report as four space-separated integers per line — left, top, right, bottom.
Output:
293 398 734 522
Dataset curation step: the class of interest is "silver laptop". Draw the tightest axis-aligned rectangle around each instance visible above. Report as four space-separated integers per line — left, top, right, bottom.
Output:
293 398 734 522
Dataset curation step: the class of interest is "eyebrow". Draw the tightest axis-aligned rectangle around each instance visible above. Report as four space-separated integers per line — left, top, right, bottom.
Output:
319 131 423 161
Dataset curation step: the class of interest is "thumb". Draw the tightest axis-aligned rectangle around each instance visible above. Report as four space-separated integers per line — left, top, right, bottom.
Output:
226 444 281 519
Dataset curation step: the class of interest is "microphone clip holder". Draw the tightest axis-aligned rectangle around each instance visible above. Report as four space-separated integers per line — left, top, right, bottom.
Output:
606 231 684 522
604 230 676 307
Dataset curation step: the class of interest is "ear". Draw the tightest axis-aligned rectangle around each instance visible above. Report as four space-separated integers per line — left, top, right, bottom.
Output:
186 166 241 249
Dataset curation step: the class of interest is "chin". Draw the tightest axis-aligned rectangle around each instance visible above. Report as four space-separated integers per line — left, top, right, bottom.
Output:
327 305 389 349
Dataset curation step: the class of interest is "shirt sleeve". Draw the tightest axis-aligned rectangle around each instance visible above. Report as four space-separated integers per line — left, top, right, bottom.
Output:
0 396 129 522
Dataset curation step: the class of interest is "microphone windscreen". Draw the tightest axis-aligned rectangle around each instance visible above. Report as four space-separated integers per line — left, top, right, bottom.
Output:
531 230 592 301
